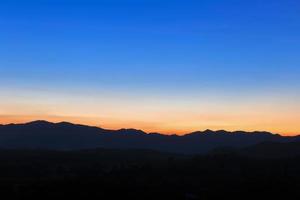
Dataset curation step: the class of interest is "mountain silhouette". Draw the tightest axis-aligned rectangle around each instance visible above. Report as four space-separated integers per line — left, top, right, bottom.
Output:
0 120 299 154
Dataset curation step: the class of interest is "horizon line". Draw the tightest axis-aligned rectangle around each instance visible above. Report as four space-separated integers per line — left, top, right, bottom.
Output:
1 119 297 137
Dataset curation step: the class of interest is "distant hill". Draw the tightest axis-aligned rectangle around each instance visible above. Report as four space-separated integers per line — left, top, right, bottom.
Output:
210 141 300 158
240 141 300 158
0 120 299 154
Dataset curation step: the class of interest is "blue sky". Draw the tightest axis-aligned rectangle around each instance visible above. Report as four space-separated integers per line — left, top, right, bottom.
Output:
0 0 300 134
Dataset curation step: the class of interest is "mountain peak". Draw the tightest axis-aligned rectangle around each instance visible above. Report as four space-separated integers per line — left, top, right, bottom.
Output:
203 129 216 134
26 120 54 126
117 128 146 135
56 121 77 126
188 129 226 135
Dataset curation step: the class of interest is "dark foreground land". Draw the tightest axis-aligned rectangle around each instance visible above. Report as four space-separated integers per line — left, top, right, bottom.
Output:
1 148 300 200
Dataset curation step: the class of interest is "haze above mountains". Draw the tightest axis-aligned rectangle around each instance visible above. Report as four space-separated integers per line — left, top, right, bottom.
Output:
0 120 299 154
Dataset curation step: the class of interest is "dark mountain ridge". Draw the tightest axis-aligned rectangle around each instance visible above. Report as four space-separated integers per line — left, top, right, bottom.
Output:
0 120 299 154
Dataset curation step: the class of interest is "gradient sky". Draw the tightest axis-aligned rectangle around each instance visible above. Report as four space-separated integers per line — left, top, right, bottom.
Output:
0 0 300 135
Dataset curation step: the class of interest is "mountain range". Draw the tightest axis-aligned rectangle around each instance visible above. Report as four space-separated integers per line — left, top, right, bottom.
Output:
0 120 299 154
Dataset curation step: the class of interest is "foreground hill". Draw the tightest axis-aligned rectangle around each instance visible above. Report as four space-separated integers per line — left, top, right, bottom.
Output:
0 148 300 199
0 120 299 154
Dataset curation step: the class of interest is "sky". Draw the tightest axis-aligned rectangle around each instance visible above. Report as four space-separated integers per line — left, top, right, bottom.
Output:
0 0 300 135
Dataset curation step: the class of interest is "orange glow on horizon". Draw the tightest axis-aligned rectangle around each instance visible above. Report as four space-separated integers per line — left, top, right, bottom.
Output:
1 90 299 136
0 114 299 136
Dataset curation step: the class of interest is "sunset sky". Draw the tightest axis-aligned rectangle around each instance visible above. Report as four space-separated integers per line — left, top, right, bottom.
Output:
0 0 299 135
